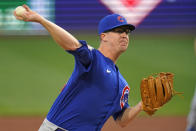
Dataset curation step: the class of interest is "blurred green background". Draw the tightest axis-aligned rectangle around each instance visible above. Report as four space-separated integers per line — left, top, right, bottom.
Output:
0 33 195 116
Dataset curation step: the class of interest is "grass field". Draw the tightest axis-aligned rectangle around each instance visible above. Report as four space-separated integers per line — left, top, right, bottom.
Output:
0 33 195 116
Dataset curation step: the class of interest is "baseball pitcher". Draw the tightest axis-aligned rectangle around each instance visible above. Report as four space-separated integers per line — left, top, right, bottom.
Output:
13 4 155 131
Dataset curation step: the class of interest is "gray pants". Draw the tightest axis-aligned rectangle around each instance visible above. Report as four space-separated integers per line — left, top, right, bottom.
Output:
38 118 68 131
186 87 196 131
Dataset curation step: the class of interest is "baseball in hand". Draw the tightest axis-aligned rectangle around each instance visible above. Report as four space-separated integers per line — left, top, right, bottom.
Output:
15 6 26 16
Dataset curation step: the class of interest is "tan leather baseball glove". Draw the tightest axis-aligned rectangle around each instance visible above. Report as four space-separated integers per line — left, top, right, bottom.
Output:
140 72 179 115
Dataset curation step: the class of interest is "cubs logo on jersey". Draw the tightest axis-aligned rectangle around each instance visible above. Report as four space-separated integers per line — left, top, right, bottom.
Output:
120 86 130 109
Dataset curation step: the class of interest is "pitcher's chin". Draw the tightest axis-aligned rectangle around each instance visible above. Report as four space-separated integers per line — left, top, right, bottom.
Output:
119 46 128 53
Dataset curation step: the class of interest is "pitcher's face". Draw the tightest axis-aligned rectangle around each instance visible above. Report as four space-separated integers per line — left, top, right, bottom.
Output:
103 26 130 53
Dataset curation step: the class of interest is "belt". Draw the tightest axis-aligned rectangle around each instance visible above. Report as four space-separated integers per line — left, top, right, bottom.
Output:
55 128 65 131
42 118 68 131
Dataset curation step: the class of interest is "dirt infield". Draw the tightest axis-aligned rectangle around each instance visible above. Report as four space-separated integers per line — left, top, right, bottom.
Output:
0 116 186 131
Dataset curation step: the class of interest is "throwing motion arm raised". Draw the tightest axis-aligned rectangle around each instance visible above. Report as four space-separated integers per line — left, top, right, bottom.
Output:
13 5 81 51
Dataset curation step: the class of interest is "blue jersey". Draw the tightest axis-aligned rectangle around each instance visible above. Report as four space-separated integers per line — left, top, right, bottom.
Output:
47 40 130 131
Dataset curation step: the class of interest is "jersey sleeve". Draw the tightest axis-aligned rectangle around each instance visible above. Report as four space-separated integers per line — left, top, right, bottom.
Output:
112 104 130 120
113 107 127 121
66 40 93 73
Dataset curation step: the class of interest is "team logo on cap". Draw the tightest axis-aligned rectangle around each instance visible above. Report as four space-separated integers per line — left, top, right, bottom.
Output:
120 86 130 109
117 16 125 22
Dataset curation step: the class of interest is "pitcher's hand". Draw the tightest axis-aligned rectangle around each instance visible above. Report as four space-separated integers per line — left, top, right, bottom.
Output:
13 4 43 23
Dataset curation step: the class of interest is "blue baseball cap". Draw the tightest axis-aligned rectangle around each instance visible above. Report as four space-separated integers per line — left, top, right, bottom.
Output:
98 14 135 35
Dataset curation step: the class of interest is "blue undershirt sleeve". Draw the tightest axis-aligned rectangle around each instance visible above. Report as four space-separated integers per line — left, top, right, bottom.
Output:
113 104 130 121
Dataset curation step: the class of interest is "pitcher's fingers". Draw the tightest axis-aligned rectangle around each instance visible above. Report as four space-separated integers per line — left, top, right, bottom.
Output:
15 16 24 21
23 4 30 12
13 11 17 17
21 13 29 21
13 11 23 20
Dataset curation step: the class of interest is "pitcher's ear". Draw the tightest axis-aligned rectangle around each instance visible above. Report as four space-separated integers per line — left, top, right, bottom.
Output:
100 33 106 41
